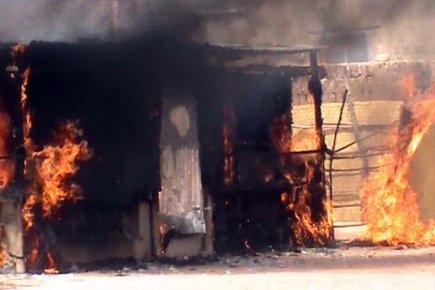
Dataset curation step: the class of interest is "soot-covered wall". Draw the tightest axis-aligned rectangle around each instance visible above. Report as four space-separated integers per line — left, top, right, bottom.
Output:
24 39 207 205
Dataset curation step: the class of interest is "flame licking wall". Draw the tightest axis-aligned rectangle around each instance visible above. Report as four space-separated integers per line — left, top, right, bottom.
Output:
0 40 163 272
0 38 334 271
360 76 435 246
196 63 332 252
8 45 94 273
291 61 435 244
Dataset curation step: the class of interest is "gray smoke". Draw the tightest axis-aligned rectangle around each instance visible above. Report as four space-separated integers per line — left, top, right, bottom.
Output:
0 0 434 59
0 0 112 42
0 0 201 42
202 0 432 44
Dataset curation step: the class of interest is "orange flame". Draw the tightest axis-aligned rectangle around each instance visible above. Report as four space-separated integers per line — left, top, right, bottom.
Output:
0 113 15 190
280 159 333 246
291 129 320 152
223 105 236 186
272 114 332 246
22 122 92 272
0 227 6 267
26 237 41 272
272 116 320 152
34 123 92 218
360 76 435 246
16 63 92 273
44 252 59 274
20 68 34 152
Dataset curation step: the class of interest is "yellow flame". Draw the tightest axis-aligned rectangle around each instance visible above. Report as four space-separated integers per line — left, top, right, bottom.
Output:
17 63 92 273
272 114 332 246
360 76 435 246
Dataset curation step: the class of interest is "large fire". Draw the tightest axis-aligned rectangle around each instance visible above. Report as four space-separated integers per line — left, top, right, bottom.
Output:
360 76 435 246
272 112 332 246
10 46 92 273
279 160 333 246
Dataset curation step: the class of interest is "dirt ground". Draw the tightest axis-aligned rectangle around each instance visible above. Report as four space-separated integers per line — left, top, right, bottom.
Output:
1 243 434 290
1 227 434 290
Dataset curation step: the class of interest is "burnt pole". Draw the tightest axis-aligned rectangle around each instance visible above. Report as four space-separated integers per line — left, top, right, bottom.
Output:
308 49 324 149
3 48 26 273
308 49 334 242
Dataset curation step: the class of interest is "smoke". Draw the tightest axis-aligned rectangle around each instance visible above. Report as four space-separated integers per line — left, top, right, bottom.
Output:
0 0 111 42
202 0 434 45
0 0 415 43
0 0 434 59
0 0 201 42
201 0 435 60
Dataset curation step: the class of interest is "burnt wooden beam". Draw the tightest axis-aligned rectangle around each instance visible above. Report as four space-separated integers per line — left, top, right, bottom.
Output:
1 50 26 273
309 50 324 146
308 49 335 242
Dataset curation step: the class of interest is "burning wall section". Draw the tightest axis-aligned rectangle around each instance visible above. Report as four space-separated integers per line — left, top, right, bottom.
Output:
196 68 333 252
292 61 435 246
0 40 163 272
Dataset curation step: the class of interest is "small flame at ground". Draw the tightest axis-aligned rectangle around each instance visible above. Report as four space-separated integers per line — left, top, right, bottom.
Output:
44 252 60 275
360 76 435 246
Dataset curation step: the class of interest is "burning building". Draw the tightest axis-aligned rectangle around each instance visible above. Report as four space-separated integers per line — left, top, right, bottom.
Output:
0 38 335 273
0 0 434 276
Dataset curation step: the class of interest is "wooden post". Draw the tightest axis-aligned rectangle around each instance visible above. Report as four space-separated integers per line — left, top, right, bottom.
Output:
202 189 214 256
309 50 324 148
309 49 334 242
151 191 161 257
346 92 370 177
2 57 27 273
133 201 153 262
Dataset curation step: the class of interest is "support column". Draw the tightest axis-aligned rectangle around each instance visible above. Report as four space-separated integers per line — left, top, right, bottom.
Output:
1 54 27 273
309 50 334 242
1 199 25 273
133 201 152 262
309 50 324 149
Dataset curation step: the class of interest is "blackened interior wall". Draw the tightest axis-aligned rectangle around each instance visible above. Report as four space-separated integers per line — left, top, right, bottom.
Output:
24 38 209 205
196 71 294 252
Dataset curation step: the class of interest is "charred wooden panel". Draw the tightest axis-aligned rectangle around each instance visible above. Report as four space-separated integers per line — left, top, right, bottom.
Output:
25 41 162 205
159 89 205 234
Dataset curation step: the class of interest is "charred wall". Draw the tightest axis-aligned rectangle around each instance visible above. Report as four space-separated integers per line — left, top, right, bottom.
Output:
196 69 329 253
0 38 213 269
1 38 331 268
25 40 162 205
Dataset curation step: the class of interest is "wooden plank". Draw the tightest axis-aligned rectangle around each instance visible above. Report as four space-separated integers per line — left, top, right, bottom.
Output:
347 93 370 177
292 101 403 127
333 205 362 223
159 89 206 234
